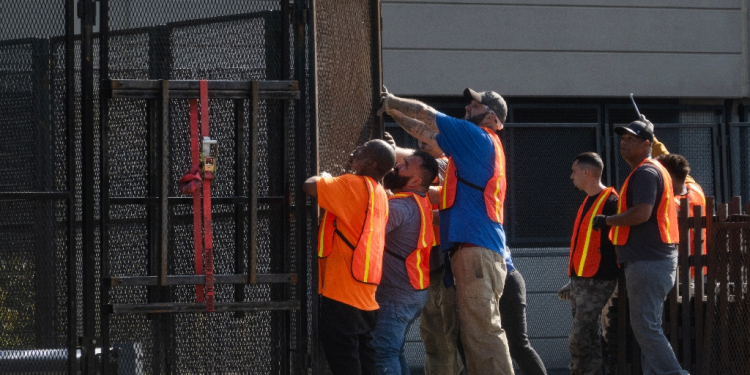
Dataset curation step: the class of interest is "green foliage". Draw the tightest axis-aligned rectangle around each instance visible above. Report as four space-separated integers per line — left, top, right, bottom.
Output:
0 253 36 348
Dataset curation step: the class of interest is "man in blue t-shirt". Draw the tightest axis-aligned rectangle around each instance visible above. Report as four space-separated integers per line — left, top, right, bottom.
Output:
378 88 515 375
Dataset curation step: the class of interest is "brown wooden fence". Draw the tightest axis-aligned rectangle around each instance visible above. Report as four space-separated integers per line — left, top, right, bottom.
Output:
608 197 750 375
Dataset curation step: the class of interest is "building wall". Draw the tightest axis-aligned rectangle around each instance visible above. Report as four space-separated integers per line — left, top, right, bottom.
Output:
382 0 750 98
381 1 750 370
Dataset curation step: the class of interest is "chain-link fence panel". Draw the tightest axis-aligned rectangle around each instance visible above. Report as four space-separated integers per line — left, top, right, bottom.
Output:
315 0 379 175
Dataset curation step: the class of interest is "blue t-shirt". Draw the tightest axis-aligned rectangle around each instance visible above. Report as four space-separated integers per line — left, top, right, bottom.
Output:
435 112 508 260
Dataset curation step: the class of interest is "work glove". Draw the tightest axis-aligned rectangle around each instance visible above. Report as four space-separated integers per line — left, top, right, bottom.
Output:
319 171 332 179
383 131 397 150
557 282 571 301
592 215 608 230
377 85 393 117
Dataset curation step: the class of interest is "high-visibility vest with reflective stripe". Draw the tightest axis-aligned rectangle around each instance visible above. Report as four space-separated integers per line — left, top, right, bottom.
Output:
569 187 618 277
609 159 679 246
431 156 448 246
388 192 434 290
317 176 388 285
439 128 506 224
676 181 707 276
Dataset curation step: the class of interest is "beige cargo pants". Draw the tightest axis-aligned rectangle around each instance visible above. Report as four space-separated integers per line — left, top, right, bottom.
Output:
452 246 515 375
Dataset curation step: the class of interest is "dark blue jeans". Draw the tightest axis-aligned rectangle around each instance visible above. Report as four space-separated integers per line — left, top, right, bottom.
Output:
370 301 424 375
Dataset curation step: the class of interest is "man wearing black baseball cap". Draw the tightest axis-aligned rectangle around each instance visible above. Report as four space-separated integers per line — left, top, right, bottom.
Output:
378 88 515 374
593 116 687 375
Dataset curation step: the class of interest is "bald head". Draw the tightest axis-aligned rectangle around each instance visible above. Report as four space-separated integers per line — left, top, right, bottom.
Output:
352 139 396 180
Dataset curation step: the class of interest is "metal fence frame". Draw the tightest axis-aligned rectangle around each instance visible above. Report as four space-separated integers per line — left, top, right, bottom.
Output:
0 0 383 374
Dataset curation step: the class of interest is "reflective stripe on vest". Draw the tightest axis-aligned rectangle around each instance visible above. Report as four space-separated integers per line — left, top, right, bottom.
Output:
388 192 435 290
569 187 617 277
609 159 679 246
316 176 388 285
439 128 506 224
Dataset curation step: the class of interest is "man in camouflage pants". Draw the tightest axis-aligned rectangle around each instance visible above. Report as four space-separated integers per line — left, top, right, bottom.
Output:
560 152 619 375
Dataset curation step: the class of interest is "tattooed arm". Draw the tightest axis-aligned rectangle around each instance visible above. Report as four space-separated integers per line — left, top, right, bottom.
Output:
382 94 439 133
389 109 441 152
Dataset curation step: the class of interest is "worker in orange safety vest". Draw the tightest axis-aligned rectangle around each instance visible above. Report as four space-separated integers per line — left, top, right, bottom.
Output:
370 149 439 374
591 116 687 375
303 139 395 375
655 153 707 277
558 152 619 375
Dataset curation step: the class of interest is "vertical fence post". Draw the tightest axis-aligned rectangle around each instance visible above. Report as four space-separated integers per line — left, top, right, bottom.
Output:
79 0 99 373
692 203 705 374
370 0 383 140
65 0 78 373
678 198 691 372
293 0 314 372
702 197 716 375
717 203 730 370
233 98 246 317
249 81 259 286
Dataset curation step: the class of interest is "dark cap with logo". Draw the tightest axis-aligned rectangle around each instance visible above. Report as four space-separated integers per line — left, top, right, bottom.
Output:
614 119 654 142
464 88 507 123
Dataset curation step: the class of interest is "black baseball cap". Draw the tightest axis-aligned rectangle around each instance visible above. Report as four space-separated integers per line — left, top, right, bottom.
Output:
614 119 654 142
464 88 507 123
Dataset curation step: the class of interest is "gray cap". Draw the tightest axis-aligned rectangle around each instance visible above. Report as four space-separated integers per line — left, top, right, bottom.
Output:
614 119 654 142
464 88 507 123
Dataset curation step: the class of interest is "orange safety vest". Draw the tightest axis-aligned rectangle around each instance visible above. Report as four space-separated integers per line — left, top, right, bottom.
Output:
610 159 679 246
317 176 388 285
386 192 435 290
676 181 707 276
431 156 448 246
569 187 618 277
439 128 506 224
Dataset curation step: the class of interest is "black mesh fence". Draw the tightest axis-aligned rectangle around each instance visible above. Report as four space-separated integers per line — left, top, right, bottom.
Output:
704 219 750 375
0 1 73 373
0 0 381 374
102 2 294 375
729 123 750 200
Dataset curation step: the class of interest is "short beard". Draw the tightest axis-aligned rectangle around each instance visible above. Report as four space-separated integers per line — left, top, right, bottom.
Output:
467 112 490 126
383 169 410 190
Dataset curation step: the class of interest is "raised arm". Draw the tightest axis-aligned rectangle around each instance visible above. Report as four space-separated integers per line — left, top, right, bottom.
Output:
388 109 441 152
381 94 439 133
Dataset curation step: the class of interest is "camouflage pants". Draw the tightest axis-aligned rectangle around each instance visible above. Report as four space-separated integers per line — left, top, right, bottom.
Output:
569 277 617 375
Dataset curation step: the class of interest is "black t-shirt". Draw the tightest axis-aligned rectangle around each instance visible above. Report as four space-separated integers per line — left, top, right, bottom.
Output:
616 163 677 263
570 189 619 280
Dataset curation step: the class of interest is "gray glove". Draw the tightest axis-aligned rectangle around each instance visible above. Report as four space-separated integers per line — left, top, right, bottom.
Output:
558 282 571 301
